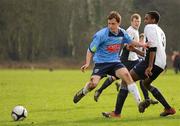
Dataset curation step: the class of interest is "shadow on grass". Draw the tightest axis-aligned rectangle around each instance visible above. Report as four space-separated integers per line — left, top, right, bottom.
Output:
0 120 35 126
31 105 93 113
30 103 115 113
72 114 180 124
2 114 178 126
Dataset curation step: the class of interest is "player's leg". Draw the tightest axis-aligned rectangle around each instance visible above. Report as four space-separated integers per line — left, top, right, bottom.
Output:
139 80 158 104
115 80 121 91
141 78 176 116
119 60 152 113
102 68 141 118
115 67 141 105
117 69 142 108
102 82 128 118
94 76 116 102
138 65 176 116
73 75 101 103
128 60 156 104
115 82 128 114
140 80 149 99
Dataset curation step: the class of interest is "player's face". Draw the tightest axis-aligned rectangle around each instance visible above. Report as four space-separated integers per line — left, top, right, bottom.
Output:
139 36 145 43
131 18 141 30
108 18 120 33
144 14 154 25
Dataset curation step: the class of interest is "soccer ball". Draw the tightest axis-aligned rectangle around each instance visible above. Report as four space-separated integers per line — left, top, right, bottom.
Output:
11 106 28 121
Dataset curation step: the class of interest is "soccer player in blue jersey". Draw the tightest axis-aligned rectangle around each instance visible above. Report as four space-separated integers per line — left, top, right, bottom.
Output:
94 14 158 105
73 11 147 111
102 11 176 118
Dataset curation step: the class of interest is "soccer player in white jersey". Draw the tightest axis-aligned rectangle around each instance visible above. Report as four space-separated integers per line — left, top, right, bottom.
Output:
102 11 176 118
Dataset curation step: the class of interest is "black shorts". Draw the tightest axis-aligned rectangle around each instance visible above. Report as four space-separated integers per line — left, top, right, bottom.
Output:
133 60 164 80
92 62 125 78
122 60 140 71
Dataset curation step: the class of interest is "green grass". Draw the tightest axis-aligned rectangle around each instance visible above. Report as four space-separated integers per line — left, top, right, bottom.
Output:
0 69 179 126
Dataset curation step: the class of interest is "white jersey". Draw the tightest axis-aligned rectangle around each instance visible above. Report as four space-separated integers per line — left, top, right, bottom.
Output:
126 26 139 61
144 24 166 69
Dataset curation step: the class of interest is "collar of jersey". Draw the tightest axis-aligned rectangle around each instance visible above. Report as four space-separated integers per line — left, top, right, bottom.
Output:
108 29 124 37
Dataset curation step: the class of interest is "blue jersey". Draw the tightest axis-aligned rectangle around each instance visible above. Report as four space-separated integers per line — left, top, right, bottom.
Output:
88 27 132 63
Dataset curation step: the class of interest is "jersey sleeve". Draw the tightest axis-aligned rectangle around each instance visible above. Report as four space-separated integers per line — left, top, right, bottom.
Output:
88 33 101 53
144 26 158 48
126 29 134 40
122 31 133 44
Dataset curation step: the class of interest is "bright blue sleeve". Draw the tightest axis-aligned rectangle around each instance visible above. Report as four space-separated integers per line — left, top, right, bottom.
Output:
88 34 101 53
122 32 132 44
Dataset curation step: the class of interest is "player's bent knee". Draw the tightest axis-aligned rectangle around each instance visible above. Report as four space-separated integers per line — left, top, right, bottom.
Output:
88 82 97 89
124 72 131 78
122 72 133 84
88 79 98 89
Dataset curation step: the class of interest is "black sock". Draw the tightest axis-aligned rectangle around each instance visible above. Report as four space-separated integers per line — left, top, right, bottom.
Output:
149 86 171 109
140 80 150 99
98 77 114 93
115 89 128 115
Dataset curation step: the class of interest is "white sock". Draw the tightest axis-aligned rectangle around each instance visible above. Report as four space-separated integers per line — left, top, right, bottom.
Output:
82 82 90 95
128 83 141 105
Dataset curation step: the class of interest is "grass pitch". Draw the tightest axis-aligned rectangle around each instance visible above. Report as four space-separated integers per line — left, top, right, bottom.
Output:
0 69 179 126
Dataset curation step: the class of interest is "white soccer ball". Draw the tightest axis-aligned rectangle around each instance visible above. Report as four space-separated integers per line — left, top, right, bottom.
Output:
11 106 28 121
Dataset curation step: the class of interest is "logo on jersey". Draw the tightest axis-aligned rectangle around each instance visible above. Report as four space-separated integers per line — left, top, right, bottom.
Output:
106 44 121 53
94 69 99 73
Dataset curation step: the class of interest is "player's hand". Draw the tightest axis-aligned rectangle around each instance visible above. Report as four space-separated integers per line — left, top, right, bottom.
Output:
81 63 89 72
142 43 148 49
127 44 135 51
145 66 153 78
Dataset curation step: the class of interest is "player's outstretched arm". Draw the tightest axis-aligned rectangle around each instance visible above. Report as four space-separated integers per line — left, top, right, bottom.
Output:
81 50 93 72
127 45 145 57
131 40 148 49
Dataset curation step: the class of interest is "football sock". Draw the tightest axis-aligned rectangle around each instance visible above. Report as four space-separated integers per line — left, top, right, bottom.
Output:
97 76 114 93
115 88 128 115
140 80 150 99
128 83 141 105
149 86 171 109
82 82 91 95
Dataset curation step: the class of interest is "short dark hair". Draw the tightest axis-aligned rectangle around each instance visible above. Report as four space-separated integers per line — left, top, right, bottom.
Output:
107 11 121 23
147 11 160 23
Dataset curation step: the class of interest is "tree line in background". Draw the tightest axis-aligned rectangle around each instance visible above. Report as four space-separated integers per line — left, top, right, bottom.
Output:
0 0 179 63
